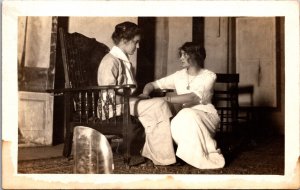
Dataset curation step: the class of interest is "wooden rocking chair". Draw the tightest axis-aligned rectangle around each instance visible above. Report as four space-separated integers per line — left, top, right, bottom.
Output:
50 28 137 166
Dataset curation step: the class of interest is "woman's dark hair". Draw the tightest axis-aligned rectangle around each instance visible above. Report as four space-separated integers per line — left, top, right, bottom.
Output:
112 21 141 45
179 42 206 67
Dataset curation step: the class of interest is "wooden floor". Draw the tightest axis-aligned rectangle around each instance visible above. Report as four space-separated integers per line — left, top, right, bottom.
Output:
18 132 284 175
18 143 64 161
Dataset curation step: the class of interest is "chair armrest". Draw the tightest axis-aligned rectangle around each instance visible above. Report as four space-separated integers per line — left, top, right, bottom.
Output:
150 89 174 97
47 84 136 93
46 84 136 97
49 84 136 123
45 88 64 96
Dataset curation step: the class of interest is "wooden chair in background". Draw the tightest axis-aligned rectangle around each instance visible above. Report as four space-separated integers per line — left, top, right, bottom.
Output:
213 73 240 152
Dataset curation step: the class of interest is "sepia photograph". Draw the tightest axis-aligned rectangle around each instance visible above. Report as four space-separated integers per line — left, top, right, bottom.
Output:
2 1 300 189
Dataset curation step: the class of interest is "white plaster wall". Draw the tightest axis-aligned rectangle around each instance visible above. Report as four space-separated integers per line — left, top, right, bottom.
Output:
161 17 228 76
166 17 193 75
154 17 169 79
18 17 27 66
204 17 228 73
22 17 52 68
68 17 138 71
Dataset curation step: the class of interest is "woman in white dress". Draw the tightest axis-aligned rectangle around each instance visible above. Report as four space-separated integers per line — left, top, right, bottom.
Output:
140 42 225 169
98 21 176 166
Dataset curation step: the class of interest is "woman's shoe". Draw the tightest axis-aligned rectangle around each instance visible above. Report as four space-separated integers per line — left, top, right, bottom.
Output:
170 158 185 166
170 162 184 166
131 158 154 168
139 158 154 167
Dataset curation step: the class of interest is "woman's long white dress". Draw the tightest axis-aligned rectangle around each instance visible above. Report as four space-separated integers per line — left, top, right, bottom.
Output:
154 68 225 169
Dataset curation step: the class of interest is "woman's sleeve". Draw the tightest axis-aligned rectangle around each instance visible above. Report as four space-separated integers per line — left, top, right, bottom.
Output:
153 72 177 89
191 72 216 104
97 56 119 86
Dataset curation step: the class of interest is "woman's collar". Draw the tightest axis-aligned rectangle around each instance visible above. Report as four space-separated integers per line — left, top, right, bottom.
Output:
110 46 130 62
186 67 204 76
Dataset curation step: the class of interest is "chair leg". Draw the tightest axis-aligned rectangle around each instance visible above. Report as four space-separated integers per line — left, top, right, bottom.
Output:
63 131 73 157
123 124 139 167
122 135 131 168
63 93 72 157
122 122 142 167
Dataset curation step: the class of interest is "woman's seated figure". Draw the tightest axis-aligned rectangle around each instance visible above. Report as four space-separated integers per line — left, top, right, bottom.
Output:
141 42 225 169
97 21 176 166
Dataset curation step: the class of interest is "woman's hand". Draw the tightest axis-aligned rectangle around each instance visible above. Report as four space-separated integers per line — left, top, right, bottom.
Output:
139 82 155 99
182 102 199 108
137 93 151 99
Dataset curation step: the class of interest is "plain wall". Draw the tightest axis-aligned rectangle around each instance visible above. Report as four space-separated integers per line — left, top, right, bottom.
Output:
18 16 52 68
154 17 169 79
154 17 193 79
204 17 229 73
155 17 228 76
166 17 193 76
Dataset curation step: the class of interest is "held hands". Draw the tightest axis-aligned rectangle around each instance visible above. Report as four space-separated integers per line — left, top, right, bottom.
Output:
137 93 151 99
138 82 155 99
